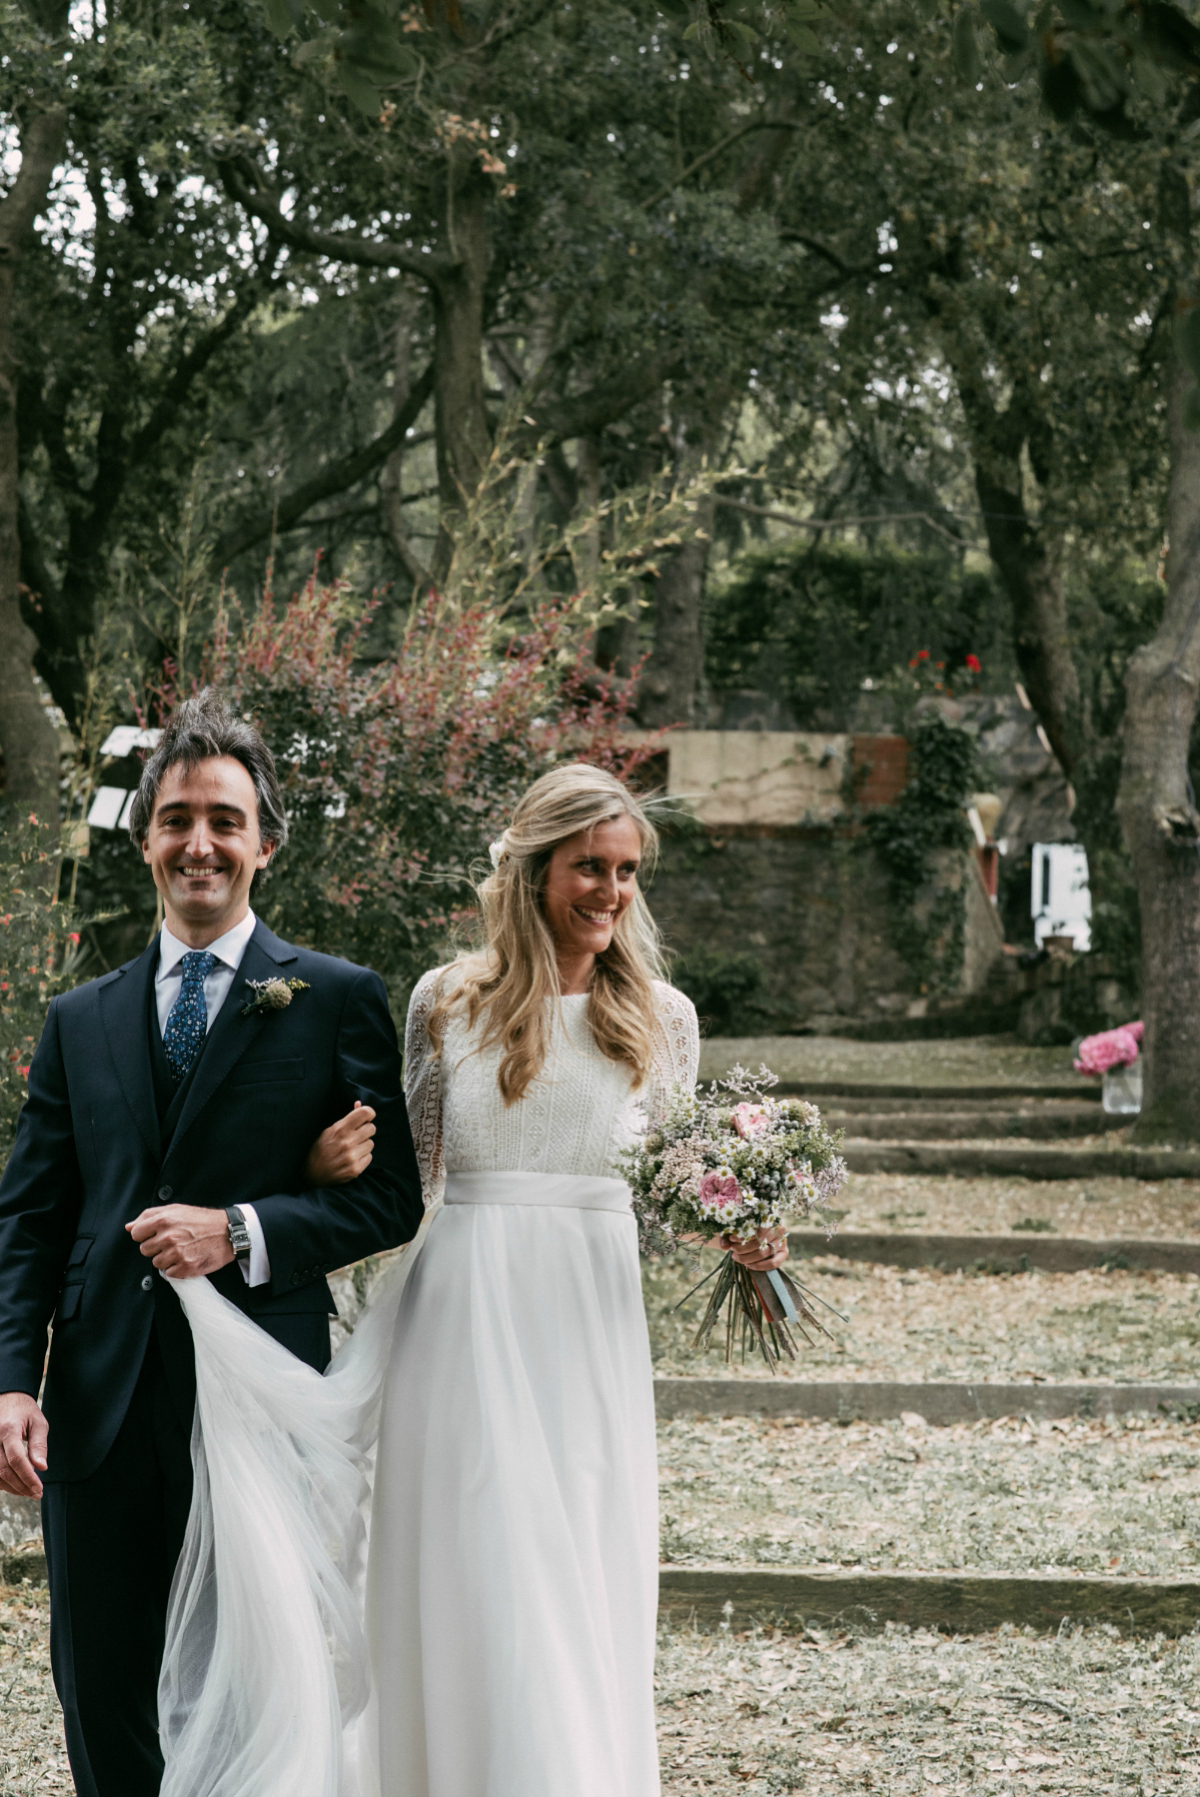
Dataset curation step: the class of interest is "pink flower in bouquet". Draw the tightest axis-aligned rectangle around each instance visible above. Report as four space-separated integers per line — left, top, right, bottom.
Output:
731 1102 770 1139
699 1171 741 1211
1074 1023 1143 1077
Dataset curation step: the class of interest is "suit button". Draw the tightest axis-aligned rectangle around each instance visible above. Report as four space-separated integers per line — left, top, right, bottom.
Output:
158 1185 173 1201
141 1275 154 1292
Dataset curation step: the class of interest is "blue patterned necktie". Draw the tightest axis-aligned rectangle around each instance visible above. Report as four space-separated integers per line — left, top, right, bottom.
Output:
162 950 216 1083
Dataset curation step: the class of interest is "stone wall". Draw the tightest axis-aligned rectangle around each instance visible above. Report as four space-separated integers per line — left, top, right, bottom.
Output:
648 827 911 1030
647 731 1009 1032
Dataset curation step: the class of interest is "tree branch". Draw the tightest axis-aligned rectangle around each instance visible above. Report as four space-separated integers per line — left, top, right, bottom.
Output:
0 107 64 254
640 119 800 212
517 355 680 447
217 153 456 286
128 256 281 471
209 361 435 570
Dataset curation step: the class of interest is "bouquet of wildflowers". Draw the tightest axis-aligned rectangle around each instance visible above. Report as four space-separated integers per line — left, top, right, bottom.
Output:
622 1066 847 1369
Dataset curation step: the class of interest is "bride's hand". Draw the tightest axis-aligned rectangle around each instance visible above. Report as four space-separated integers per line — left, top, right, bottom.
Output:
305 1100 377 1185
723 1226 789 1271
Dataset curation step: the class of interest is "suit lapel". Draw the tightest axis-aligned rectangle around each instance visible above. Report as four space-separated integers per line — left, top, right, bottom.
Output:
97 938 160 1160
162 921 298 1170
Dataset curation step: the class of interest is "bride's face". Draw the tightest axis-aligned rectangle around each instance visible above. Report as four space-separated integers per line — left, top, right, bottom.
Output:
541 816 643 965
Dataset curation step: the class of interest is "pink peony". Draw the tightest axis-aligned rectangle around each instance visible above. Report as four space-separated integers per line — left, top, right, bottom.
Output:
699 1172 741 1210
1074 1024 1143 1077
731 1102 770 1139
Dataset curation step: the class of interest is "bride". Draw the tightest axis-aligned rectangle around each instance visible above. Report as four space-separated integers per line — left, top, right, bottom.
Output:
160 762 788 1796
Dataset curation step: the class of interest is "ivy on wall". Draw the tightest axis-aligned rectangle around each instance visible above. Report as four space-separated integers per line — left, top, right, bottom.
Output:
863 715 977 995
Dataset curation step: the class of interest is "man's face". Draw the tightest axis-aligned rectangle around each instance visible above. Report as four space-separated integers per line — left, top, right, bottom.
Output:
142 756 274 943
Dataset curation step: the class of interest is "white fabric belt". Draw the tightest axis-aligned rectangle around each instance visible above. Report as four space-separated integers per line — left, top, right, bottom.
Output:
443 1171 633 1213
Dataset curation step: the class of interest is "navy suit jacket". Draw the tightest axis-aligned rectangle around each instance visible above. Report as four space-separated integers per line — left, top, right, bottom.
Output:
0 919 424 1481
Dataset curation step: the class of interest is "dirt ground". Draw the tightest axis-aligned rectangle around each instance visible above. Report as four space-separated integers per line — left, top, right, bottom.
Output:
830 1171 1200 1241
645 1254 1200 1384
6 1586 1198 1795
658 1411 1200 1577
656 1617 1200 1793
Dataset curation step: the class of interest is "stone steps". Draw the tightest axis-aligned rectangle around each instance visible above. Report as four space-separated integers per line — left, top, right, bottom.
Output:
780 1080 1097 1103
657 1566 1200 1636
653 1377 1200 1423
841 1141 1200 1178
788 1228 1200 1273
831 1105 1123 1140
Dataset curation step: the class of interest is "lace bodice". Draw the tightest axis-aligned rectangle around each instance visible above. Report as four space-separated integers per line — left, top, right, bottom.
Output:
404 970 699 1200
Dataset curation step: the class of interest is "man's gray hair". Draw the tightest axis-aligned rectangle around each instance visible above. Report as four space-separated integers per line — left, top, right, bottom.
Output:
127 688 289 851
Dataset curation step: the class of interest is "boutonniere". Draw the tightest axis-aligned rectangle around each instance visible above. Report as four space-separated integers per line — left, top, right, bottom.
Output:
242 976 311 1017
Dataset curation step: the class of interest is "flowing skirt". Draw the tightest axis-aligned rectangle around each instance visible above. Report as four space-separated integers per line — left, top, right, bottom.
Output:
369 1173 661 1797
159 1174 660 1797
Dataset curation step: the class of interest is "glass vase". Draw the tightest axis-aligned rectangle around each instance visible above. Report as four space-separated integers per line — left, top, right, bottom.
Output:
1102 1061 1143 1116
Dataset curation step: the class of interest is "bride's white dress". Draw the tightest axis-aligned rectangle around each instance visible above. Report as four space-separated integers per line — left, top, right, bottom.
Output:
158 975 698 1797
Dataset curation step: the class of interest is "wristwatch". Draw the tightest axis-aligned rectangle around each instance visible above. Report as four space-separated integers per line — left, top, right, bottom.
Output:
225 1205 252 1267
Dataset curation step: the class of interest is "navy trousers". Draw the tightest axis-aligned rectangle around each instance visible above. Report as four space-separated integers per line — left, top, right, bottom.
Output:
43 1316 330 1797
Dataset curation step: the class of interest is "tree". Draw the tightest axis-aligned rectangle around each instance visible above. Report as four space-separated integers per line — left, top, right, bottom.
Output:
0 0 67 822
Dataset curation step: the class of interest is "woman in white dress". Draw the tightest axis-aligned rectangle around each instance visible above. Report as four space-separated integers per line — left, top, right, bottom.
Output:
158 762 788 1797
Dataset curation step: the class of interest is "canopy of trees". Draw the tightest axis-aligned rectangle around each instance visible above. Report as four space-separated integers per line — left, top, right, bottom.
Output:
7 0 1200 1132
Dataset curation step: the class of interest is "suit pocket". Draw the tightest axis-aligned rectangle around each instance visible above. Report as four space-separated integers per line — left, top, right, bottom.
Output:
57 1283 83 1322
66 1235 95 1270
231 1058 305 1087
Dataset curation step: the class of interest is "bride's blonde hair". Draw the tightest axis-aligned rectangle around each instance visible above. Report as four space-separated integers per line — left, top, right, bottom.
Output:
426 763 667 1104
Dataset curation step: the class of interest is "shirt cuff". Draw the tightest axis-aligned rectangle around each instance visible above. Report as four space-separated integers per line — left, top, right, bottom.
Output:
238 1204 271 1288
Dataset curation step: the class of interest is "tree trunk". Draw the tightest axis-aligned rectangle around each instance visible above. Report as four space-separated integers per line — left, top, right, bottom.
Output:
972 462 1082 777
637 465 714 727
430 172 491 581
0 104 64 825
380 286 433 594
1116 361 1200 1142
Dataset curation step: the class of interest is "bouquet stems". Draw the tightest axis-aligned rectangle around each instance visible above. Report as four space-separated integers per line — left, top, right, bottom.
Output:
688 1251 830 1371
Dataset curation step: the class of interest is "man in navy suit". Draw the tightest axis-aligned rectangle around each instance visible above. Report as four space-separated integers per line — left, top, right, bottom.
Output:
0 689 424 1797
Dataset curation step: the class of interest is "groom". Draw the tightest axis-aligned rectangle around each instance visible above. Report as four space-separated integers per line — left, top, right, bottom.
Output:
0 688 424 1797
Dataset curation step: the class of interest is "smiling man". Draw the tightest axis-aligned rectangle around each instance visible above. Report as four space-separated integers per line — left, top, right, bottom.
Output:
0 688 424 1797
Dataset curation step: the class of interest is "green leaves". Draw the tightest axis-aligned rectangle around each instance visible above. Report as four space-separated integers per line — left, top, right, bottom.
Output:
978 0 1029 55
953 9 981 84
675 0 829 61
264 0 304 39
260 0 419 114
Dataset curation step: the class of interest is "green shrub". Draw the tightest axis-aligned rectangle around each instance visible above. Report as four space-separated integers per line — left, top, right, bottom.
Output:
670 947 765 1036
0 814 86 1150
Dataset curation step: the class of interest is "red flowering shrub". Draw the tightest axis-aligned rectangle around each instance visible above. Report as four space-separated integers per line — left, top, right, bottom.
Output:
0 816 86 1148
206 576 660 997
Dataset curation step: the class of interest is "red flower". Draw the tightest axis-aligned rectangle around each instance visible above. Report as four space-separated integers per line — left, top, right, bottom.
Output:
68 932 81 945
916 649 930 661
966 653 982 674
18 1067 30 1079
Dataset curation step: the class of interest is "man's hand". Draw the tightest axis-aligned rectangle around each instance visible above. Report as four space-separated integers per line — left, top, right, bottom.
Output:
126 1205 235 1278
725 1226 789 1271
304 1100 376 1186
0 1393 48 1499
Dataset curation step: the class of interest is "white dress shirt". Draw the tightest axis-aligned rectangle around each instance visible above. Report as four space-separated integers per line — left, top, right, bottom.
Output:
156 909 271 1287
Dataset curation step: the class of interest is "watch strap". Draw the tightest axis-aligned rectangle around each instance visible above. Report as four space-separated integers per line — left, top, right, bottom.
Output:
225 1204 252 1264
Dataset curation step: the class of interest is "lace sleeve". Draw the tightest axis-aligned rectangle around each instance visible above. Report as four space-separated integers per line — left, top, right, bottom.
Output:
404 968 447 1203
648 981 701 1123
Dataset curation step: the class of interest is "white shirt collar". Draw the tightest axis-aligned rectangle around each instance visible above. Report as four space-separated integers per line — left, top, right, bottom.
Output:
158 908 258 979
